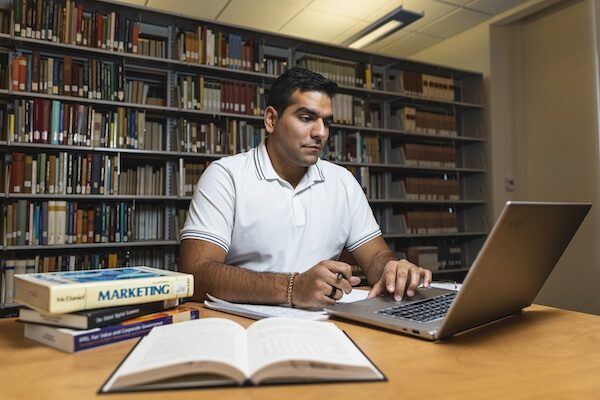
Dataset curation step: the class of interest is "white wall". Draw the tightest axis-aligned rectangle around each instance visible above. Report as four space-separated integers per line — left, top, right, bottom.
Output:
410 0 600 315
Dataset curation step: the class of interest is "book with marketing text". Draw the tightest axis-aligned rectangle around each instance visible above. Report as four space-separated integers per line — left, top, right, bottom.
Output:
14 266 194 313
100 317 384 392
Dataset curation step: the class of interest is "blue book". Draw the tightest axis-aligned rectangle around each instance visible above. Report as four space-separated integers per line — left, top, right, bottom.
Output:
23 305 200 352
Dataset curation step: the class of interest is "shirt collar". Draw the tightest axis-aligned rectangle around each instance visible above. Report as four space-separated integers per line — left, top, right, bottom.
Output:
254 139 325 186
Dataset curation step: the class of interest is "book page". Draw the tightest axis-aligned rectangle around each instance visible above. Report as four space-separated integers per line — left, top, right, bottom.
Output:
246 318 375 378
103 318 249 391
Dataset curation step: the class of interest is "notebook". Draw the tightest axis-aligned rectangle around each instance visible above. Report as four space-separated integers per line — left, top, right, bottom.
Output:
325 201 591 340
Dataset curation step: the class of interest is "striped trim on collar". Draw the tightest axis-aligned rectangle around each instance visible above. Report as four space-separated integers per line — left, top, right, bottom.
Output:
253 146 266 180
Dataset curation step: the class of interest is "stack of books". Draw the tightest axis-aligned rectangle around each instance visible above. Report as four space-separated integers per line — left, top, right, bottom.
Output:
13 266 197 353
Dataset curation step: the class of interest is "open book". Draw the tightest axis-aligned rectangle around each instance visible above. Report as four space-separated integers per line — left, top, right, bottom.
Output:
101 317 384 392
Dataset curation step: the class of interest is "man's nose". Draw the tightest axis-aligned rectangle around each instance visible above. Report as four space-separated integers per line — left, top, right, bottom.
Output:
312 119 328 138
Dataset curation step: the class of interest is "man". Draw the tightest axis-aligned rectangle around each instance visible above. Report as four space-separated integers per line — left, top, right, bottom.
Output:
180 67 431 308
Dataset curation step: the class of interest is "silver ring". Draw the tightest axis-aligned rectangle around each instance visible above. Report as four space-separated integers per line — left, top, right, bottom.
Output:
336 273 344 281
327 286 338 299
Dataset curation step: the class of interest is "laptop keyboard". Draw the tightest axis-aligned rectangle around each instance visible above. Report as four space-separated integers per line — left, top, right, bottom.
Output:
376 292 457 323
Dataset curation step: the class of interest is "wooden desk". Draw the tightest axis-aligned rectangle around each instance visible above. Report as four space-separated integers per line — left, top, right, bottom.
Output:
1 304 599 399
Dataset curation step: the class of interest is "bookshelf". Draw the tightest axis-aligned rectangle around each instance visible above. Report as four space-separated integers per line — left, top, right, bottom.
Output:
0 0 488 317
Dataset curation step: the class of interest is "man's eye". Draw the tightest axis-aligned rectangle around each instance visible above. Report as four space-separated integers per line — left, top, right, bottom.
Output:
299 115 312 122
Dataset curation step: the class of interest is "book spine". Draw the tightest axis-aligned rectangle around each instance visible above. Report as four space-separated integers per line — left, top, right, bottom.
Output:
14 269 194 313
19 299 177 329
23 308 200 353
78 309 199 353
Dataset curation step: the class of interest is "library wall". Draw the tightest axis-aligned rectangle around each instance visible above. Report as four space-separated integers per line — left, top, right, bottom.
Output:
410 0 600 315
0 0 488 315
505 0 600 315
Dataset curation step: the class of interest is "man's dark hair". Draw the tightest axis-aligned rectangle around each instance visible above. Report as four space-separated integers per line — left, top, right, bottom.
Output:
267 67 338 115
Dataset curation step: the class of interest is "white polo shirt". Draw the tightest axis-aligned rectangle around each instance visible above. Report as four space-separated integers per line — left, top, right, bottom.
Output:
181 139 382 273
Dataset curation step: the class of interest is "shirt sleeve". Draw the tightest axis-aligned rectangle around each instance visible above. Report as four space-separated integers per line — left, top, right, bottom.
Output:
180 162 234 253
344 170 382 252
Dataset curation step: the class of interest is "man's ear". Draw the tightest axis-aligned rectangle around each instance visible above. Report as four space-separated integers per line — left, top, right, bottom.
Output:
264 106 278 134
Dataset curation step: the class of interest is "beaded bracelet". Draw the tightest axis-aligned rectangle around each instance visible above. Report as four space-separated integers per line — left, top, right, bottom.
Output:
287 272 299 307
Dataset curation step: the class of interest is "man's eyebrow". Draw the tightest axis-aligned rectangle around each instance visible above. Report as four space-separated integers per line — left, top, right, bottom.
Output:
294 107 334 121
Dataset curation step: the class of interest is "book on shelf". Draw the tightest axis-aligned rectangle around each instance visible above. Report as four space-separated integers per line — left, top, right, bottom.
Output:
401 71 456 102
23 305 200 353
297 55 370 88
2 250 178 279
389 143 457 168
9 98 161 148
19 298 179 330
406 246 440 271
100 317 384 392
176 75 265 116
396 211 459 235
0 8 9 34
14 266 194 314
177 27 264 72
11 52 124 101
2 197 174 246
13 0 148 54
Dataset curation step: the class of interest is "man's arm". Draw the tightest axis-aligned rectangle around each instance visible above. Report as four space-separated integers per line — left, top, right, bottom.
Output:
179 239 357 308
180 239 288 304
349 236 432 301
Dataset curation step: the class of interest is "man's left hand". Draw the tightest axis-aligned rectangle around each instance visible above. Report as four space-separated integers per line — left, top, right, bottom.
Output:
367 259 432 301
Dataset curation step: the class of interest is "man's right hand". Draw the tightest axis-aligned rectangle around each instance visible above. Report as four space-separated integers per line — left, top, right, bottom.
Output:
291 260 361 308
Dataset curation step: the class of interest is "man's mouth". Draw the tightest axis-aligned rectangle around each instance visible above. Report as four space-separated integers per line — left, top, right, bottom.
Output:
304 145 321 150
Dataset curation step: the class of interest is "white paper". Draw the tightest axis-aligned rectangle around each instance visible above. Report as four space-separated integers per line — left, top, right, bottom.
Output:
205 294 329 321
205 289 370 321
338 289 369 303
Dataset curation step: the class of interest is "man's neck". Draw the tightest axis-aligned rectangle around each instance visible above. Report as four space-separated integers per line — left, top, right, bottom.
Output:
265 139 307 188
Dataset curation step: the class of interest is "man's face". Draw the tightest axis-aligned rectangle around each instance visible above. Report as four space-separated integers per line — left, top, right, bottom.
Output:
268 89 333 168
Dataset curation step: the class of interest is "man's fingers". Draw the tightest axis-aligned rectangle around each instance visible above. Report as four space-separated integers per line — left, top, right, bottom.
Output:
393 268 408 301
321 284 342 304
423 269 433 286
367 279 385 298
318 261 354 293
405 267 424 297
349 276 362 286
321 260 353 280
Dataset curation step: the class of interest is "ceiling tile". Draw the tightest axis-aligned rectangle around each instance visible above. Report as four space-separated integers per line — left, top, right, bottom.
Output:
399 0 459 31
330 20 370 44
146 0 228 20
307 0 392 21
466 0 528 15
276 0 312 6
218 0 303 32
377 31 443 58
418 7 489 38
363 0 403 23
279 9 362 42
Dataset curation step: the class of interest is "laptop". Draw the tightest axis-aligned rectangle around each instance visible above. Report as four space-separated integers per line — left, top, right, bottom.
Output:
325 201 591 340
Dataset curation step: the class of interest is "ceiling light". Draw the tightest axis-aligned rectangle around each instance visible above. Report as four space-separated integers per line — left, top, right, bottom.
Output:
343 7 423 49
